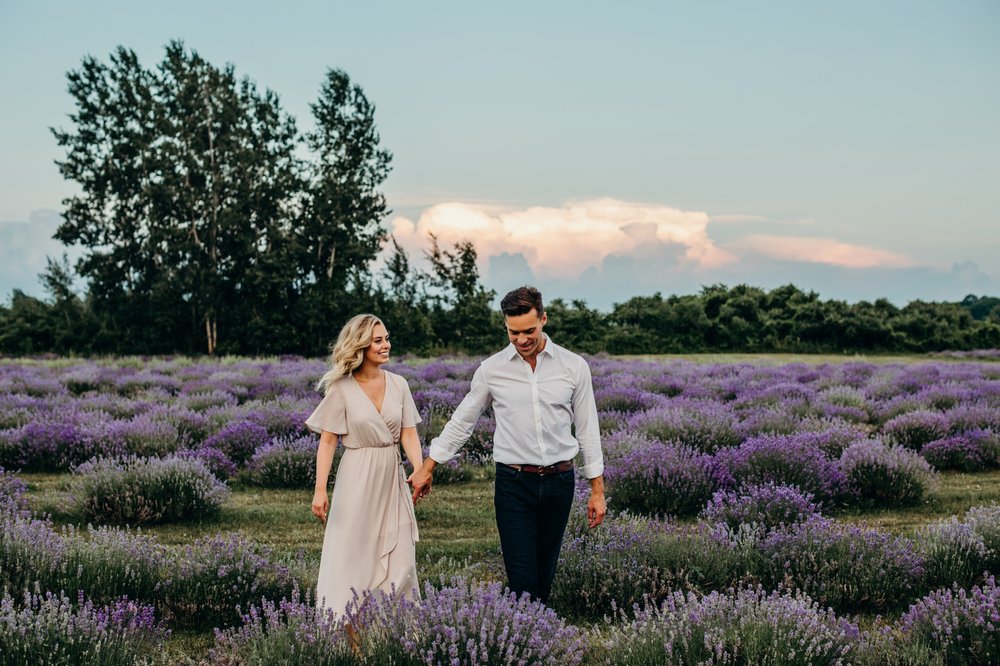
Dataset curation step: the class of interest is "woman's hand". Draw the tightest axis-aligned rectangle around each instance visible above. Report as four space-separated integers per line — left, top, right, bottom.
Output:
311 490 329 524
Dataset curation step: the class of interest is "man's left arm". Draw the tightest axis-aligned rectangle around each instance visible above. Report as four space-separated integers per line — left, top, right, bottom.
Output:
571 359 606 528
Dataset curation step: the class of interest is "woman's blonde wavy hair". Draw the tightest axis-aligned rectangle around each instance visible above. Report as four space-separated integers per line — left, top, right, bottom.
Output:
316 314 384 394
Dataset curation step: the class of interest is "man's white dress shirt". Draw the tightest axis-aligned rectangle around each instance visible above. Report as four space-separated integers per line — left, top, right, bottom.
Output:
429 335 604 479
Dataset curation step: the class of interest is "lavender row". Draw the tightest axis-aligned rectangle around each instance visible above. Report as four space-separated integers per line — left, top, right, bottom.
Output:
0 498 302 630
550 488 1000 620
206 575 1000 665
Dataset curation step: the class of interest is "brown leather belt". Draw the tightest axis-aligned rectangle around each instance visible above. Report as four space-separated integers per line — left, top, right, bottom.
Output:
501 461 573 476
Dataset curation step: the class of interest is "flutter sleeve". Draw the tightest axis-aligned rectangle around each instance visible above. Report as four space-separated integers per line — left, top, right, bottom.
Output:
305 381 348 435
399 376 422 429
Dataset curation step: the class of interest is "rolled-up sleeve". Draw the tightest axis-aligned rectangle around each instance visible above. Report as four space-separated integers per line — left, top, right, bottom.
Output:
572 360 604 479
429 365 492 464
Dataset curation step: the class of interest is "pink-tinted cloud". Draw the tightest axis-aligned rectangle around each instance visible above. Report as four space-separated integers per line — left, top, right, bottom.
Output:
732 234 917 268
388 198 737 279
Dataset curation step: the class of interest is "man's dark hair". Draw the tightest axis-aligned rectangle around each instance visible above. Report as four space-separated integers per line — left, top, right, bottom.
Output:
500 286 544 317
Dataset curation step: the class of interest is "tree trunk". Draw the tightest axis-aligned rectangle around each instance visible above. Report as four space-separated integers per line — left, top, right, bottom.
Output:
205 315 217 355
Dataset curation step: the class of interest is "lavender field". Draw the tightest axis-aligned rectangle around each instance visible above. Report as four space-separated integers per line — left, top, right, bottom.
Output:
2 353 1000 664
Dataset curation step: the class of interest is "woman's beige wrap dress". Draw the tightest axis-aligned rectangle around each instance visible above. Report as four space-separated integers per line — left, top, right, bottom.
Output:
305 370 421 618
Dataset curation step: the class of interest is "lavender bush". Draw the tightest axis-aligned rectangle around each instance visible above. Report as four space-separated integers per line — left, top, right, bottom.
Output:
916 518 990 591
898 576 1000 665
755 516 925 613
598 586 861 666
717 434 846 505
0 589 167 665
922 430 999 471
0 467 29 516
701 482 821 532
247 435 316 488
203 421 271 466
550 515 673 621
605 441 730 517
839 440 936 508
400 579 585 665
159 532 299 628
175 445 237 480
628 401 741 453
881 410 950 450
963 503 1000 573
70 455 229 525
212 579 586 666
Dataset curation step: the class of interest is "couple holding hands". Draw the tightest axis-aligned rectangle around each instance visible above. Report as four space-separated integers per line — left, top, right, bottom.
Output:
306 286 606 620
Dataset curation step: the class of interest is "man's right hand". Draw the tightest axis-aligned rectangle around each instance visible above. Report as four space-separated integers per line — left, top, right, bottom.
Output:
408 458 437 504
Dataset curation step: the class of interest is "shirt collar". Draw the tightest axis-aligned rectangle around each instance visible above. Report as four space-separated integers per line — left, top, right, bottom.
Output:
506 334 556 361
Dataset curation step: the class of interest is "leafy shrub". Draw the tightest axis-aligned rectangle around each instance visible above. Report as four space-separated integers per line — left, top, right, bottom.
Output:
898 576 1000 666
628 401 741 453
963 503 1000 573
212 579 586 666
840 440 936 508
755 517 925 614
599 586 861 666
701 482 821 532
916 518 990 591
550 515 673 621
247 436 315 488
605 441 731 517
203 421 271 466
175 445 237 480
882 410 950 450
0 589 167 665
159 532 298 628
717 434 846 505
0 467 29 516
922 430 999 471
594 385 664 414
70 455 229 525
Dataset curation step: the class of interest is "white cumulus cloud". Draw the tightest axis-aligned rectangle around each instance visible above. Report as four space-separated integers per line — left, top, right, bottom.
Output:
388 198 737 279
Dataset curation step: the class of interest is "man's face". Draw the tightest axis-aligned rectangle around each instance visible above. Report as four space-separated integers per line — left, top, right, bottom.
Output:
505 309 547 359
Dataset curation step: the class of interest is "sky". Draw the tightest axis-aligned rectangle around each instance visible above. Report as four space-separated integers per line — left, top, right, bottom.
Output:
1 1 998 310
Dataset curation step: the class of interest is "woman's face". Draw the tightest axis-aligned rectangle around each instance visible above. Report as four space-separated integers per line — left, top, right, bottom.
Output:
364 322 391 367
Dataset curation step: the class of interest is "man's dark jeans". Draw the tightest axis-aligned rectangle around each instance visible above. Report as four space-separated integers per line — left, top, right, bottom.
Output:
493 463 575 604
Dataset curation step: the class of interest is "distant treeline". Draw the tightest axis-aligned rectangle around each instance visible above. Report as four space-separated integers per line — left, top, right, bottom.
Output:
2 277 998 357
3 43 997 358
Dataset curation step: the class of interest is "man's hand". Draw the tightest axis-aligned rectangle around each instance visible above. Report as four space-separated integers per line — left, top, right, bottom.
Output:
587 475 606 529
408 458 437 505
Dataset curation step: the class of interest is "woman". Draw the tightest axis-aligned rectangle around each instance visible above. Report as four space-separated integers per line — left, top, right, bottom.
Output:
306 314 424 619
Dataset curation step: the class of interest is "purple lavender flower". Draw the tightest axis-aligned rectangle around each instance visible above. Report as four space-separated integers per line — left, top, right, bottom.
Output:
0 589 167 663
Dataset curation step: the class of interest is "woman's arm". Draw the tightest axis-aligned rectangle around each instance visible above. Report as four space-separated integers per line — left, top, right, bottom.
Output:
311 430 337 523
400 426 423 501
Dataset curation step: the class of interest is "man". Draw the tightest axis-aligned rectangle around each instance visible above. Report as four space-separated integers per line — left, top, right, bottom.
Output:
410 285 606 604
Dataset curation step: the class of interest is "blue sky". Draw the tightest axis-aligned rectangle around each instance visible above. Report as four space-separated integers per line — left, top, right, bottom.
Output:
1 1 997 309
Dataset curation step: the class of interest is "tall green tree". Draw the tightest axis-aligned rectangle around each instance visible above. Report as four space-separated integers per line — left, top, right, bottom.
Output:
49 43 404 355
297 69 393 351
424 234 499 353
